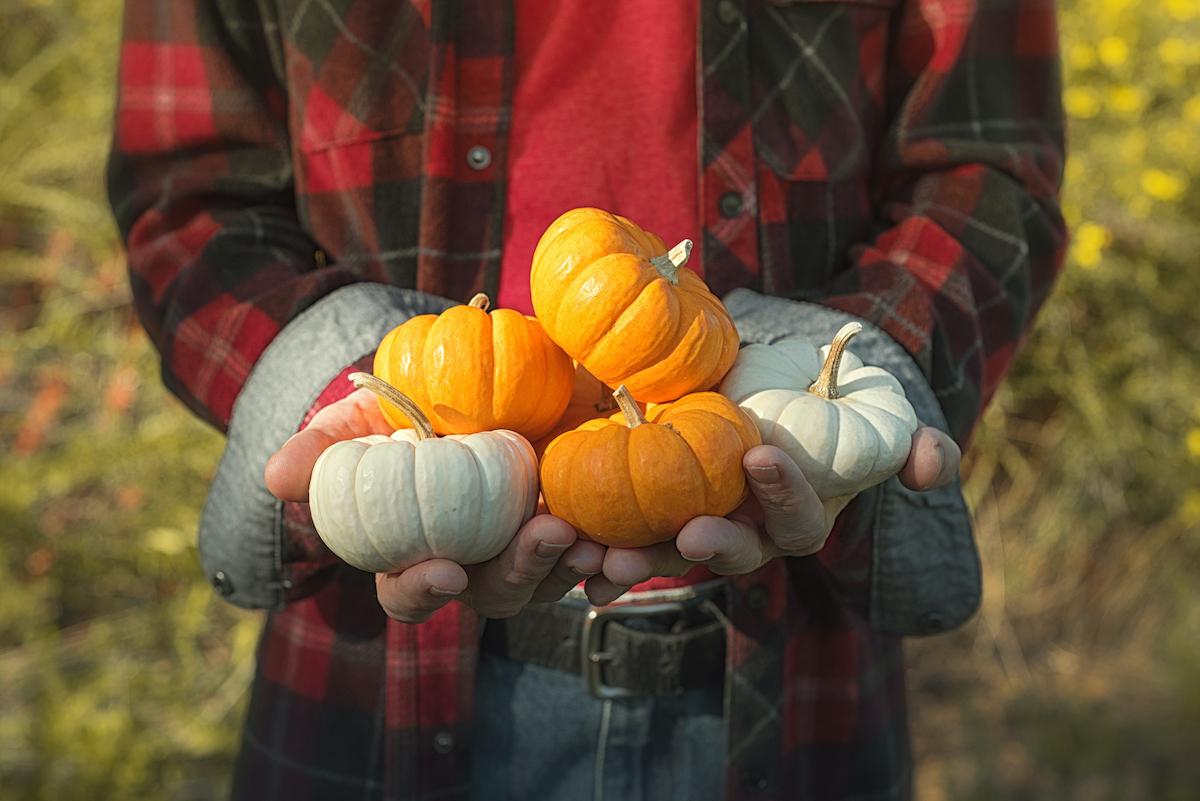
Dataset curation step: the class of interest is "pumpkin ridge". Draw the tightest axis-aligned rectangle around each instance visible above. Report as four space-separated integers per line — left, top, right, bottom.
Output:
830 402 882 492
524 319 574 440
353 442 408 568
584 275 684 382
460 436 497 560
542 430 588 529
660 414 720 512
779 342 822 386
402 441 434 559
619 295 712 399
626 425 690 541
489 310 535 435
621 427 663 539
556 253 653 362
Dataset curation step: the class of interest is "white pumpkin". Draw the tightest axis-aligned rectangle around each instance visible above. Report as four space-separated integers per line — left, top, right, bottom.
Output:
308 373 539 573
719 323 918 500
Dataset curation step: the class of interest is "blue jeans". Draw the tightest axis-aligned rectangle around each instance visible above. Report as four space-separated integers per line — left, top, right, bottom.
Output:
470 627 727 801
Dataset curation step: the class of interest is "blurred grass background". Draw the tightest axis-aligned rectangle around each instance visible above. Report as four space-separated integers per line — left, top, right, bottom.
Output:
0 0 1197 798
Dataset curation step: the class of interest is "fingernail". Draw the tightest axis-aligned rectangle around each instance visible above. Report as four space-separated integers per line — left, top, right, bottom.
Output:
683 552 715 562
748 464 780 483
429 586 462 597
933 442 946 483
536 541 571 558
570 567 600 578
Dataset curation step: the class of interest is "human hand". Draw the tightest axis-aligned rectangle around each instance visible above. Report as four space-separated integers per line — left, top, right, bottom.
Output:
265 388 605 623
583 425 961 604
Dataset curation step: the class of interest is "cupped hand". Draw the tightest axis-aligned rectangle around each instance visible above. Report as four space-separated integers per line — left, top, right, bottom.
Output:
264 388 604 623
583 425 961 605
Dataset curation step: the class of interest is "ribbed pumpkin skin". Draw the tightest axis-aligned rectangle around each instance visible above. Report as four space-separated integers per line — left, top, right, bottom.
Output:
530 208 740 403
374 302 574 441
539 392 762 548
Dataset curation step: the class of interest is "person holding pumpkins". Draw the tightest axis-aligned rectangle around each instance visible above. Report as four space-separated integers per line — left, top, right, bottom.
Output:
107 1 1066 800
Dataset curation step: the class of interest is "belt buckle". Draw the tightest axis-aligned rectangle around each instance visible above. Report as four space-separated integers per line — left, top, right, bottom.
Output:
580 602 686 700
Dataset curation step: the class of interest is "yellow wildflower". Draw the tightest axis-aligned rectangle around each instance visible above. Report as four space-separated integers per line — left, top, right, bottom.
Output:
1064 87 1101 119
1141 170 1188 202
1187 428 1200 459
1098 36 1130 68
1157 37 1193 66
1072 222 1111 269
1068 42 1096 71
1108 85 1145 115
1165 0 1198 21
1179 492 1200 526
1184 95 1200 124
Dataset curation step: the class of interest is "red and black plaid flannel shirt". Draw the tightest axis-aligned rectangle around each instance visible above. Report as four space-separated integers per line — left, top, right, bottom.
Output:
108 1 1066 799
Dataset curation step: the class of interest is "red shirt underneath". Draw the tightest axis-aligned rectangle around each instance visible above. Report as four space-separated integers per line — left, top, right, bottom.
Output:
502 1 714 593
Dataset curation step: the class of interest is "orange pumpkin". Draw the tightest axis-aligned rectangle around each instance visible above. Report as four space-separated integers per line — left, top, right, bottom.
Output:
530 207 740 403
373 293 574 441
539 385 762 548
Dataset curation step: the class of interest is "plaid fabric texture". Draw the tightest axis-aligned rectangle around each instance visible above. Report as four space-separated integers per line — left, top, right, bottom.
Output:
108 1 1066 799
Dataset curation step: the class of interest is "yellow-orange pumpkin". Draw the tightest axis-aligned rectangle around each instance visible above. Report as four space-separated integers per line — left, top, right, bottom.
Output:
374 294 574 441
530 208 740 403
539 386 762 548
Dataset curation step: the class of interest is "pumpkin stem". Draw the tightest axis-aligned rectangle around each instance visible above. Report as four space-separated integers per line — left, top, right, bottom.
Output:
468 293 491 311
349 372 437 440
612 385 647 428
648 239 693 285
808 322 863 400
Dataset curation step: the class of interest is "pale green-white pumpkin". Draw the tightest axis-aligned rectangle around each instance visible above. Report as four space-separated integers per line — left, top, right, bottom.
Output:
308 373 538 573
718 323 918 501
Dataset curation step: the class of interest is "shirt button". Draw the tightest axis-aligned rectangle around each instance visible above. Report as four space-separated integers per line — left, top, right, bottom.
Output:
211 570 234 597
466 145 492 170
746 584 770 611
719 191 744 218
432 730 455 754
718 0 740 24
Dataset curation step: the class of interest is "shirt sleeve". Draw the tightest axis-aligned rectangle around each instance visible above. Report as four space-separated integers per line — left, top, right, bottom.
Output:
107 0 452 609
819 0 1069 445
727 0 1066 634
107 0 365 431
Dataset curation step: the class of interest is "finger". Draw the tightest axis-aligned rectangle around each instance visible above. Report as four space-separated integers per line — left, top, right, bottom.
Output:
676 515 779 574
530 539 606 604
265 428 340 501
264 389 391 501
601 542 692 587
742 445 827 552
583 574 631 607
468 515 577 618
899 426 961 491
375 560 468 624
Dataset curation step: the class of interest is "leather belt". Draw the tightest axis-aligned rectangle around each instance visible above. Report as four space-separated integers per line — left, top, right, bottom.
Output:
480 594 728 699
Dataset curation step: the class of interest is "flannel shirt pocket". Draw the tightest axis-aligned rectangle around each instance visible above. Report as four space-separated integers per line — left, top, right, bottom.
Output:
752 0 899 183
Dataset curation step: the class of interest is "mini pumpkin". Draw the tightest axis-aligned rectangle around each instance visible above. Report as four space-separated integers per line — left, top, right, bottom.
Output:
718 323 919 500
539 385 761 548
529 207 740 403
374 293 574 441
309 373 539 573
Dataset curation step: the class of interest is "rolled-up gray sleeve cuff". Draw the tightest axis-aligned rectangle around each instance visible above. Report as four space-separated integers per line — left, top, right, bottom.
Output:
198 282 453 610
723 288 982 636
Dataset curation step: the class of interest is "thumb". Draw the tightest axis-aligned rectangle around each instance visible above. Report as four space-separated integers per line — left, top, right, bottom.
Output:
264 387 392 502
742 445 827 555
265 428 340 502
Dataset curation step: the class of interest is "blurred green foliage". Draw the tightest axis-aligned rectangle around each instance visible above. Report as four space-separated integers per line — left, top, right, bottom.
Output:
0 0 1197 798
